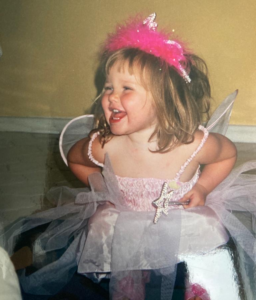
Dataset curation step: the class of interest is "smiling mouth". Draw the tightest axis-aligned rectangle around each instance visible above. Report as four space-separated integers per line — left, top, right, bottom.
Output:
110 109 127 123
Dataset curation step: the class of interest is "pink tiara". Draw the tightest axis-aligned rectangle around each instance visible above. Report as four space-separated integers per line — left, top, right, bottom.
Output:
104 13 191 83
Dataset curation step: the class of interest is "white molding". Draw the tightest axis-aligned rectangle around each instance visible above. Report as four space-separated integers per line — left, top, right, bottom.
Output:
0 116 71 134
0 116 255 143
226 125 256 143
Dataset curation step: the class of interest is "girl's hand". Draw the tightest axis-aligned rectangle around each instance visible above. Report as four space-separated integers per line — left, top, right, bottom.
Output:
180 183 208 209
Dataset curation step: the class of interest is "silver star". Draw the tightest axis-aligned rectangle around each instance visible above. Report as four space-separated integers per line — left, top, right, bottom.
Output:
152 182 174 224
143 13 158 31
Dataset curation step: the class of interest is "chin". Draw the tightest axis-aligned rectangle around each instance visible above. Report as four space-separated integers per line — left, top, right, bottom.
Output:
110 129 126 136
109 125 128 136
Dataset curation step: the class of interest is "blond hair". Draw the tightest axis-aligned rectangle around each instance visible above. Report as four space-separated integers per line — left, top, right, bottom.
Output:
91 48 211 152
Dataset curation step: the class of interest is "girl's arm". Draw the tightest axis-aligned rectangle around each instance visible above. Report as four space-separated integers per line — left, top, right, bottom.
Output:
181 133 237 208
67 137 104 186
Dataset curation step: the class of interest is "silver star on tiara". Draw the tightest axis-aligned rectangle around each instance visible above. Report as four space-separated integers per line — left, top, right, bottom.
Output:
143 13 158 31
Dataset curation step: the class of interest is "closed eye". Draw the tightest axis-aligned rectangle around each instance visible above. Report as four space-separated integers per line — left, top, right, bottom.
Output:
123 86 132 91
104 86 113 93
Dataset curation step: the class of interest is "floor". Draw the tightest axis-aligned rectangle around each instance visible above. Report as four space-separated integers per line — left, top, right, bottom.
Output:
0 131 255 299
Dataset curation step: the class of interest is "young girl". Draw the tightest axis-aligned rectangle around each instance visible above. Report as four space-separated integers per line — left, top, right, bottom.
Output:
2 13 256 300
66 13 238 300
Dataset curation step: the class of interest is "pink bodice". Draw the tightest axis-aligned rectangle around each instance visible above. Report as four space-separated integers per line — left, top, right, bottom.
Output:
88 126 208 212
116 172 200 211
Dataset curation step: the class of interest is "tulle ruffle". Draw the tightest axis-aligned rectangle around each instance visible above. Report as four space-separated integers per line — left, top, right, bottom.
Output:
1 156 256 299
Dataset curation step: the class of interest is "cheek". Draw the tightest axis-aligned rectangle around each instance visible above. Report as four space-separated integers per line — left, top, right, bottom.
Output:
144 102 157 124
101 96 108 113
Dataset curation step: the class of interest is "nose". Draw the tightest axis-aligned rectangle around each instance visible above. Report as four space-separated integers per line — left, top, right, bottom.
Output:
108 90 119 103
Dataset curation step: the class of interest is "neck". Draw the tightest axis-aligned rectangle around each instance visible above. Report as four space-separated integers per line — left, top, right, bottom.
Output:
125 127 158 151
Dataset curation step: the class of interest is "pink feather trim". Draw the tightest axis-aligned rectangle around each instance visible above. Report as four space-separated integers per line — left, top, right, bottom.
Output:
103 13 191 82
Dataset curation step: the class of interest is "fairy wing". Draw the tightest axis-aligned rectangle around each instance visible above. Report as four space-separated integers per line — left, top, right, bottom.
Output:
206 90 238 135
59 115 95 166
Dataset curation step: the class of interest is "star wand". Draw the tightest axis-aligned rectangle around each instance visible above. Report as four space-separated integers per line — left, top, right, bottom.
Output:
152 182 189 223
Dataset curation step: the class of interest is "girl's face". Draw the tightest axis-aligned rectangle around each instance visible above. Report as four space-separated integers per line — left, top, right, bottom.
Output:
101 61 157 137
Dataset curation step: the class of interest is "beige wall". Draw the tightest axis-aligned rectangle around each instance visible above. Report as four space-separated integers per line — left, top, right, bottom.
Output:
0 0 255 124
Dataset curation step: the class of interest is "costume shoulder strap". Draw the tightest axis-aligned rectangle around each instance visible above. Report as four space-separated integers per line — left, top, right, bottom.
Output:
175 126 209 180
175 90 238 179
87 132 104 168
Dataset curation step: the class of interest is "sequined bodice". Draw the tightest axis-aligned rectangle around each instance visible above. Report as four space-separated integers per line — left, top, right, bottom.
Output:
88 126 208 212
116 172 199 211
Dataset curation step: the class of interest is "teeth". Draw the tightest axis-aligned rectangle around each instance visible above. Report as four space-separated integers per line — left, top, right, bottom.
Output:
112 109 120 113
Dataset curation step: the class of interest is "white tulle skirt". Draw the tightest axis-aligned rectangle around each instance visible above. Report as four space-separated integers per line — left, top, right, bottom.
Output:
1 156 256 299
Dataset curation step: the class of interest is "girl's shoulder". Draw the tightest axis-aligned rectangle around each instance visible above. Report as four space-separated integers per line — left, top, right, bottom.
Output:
194 129 237 165
68 132 106 168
